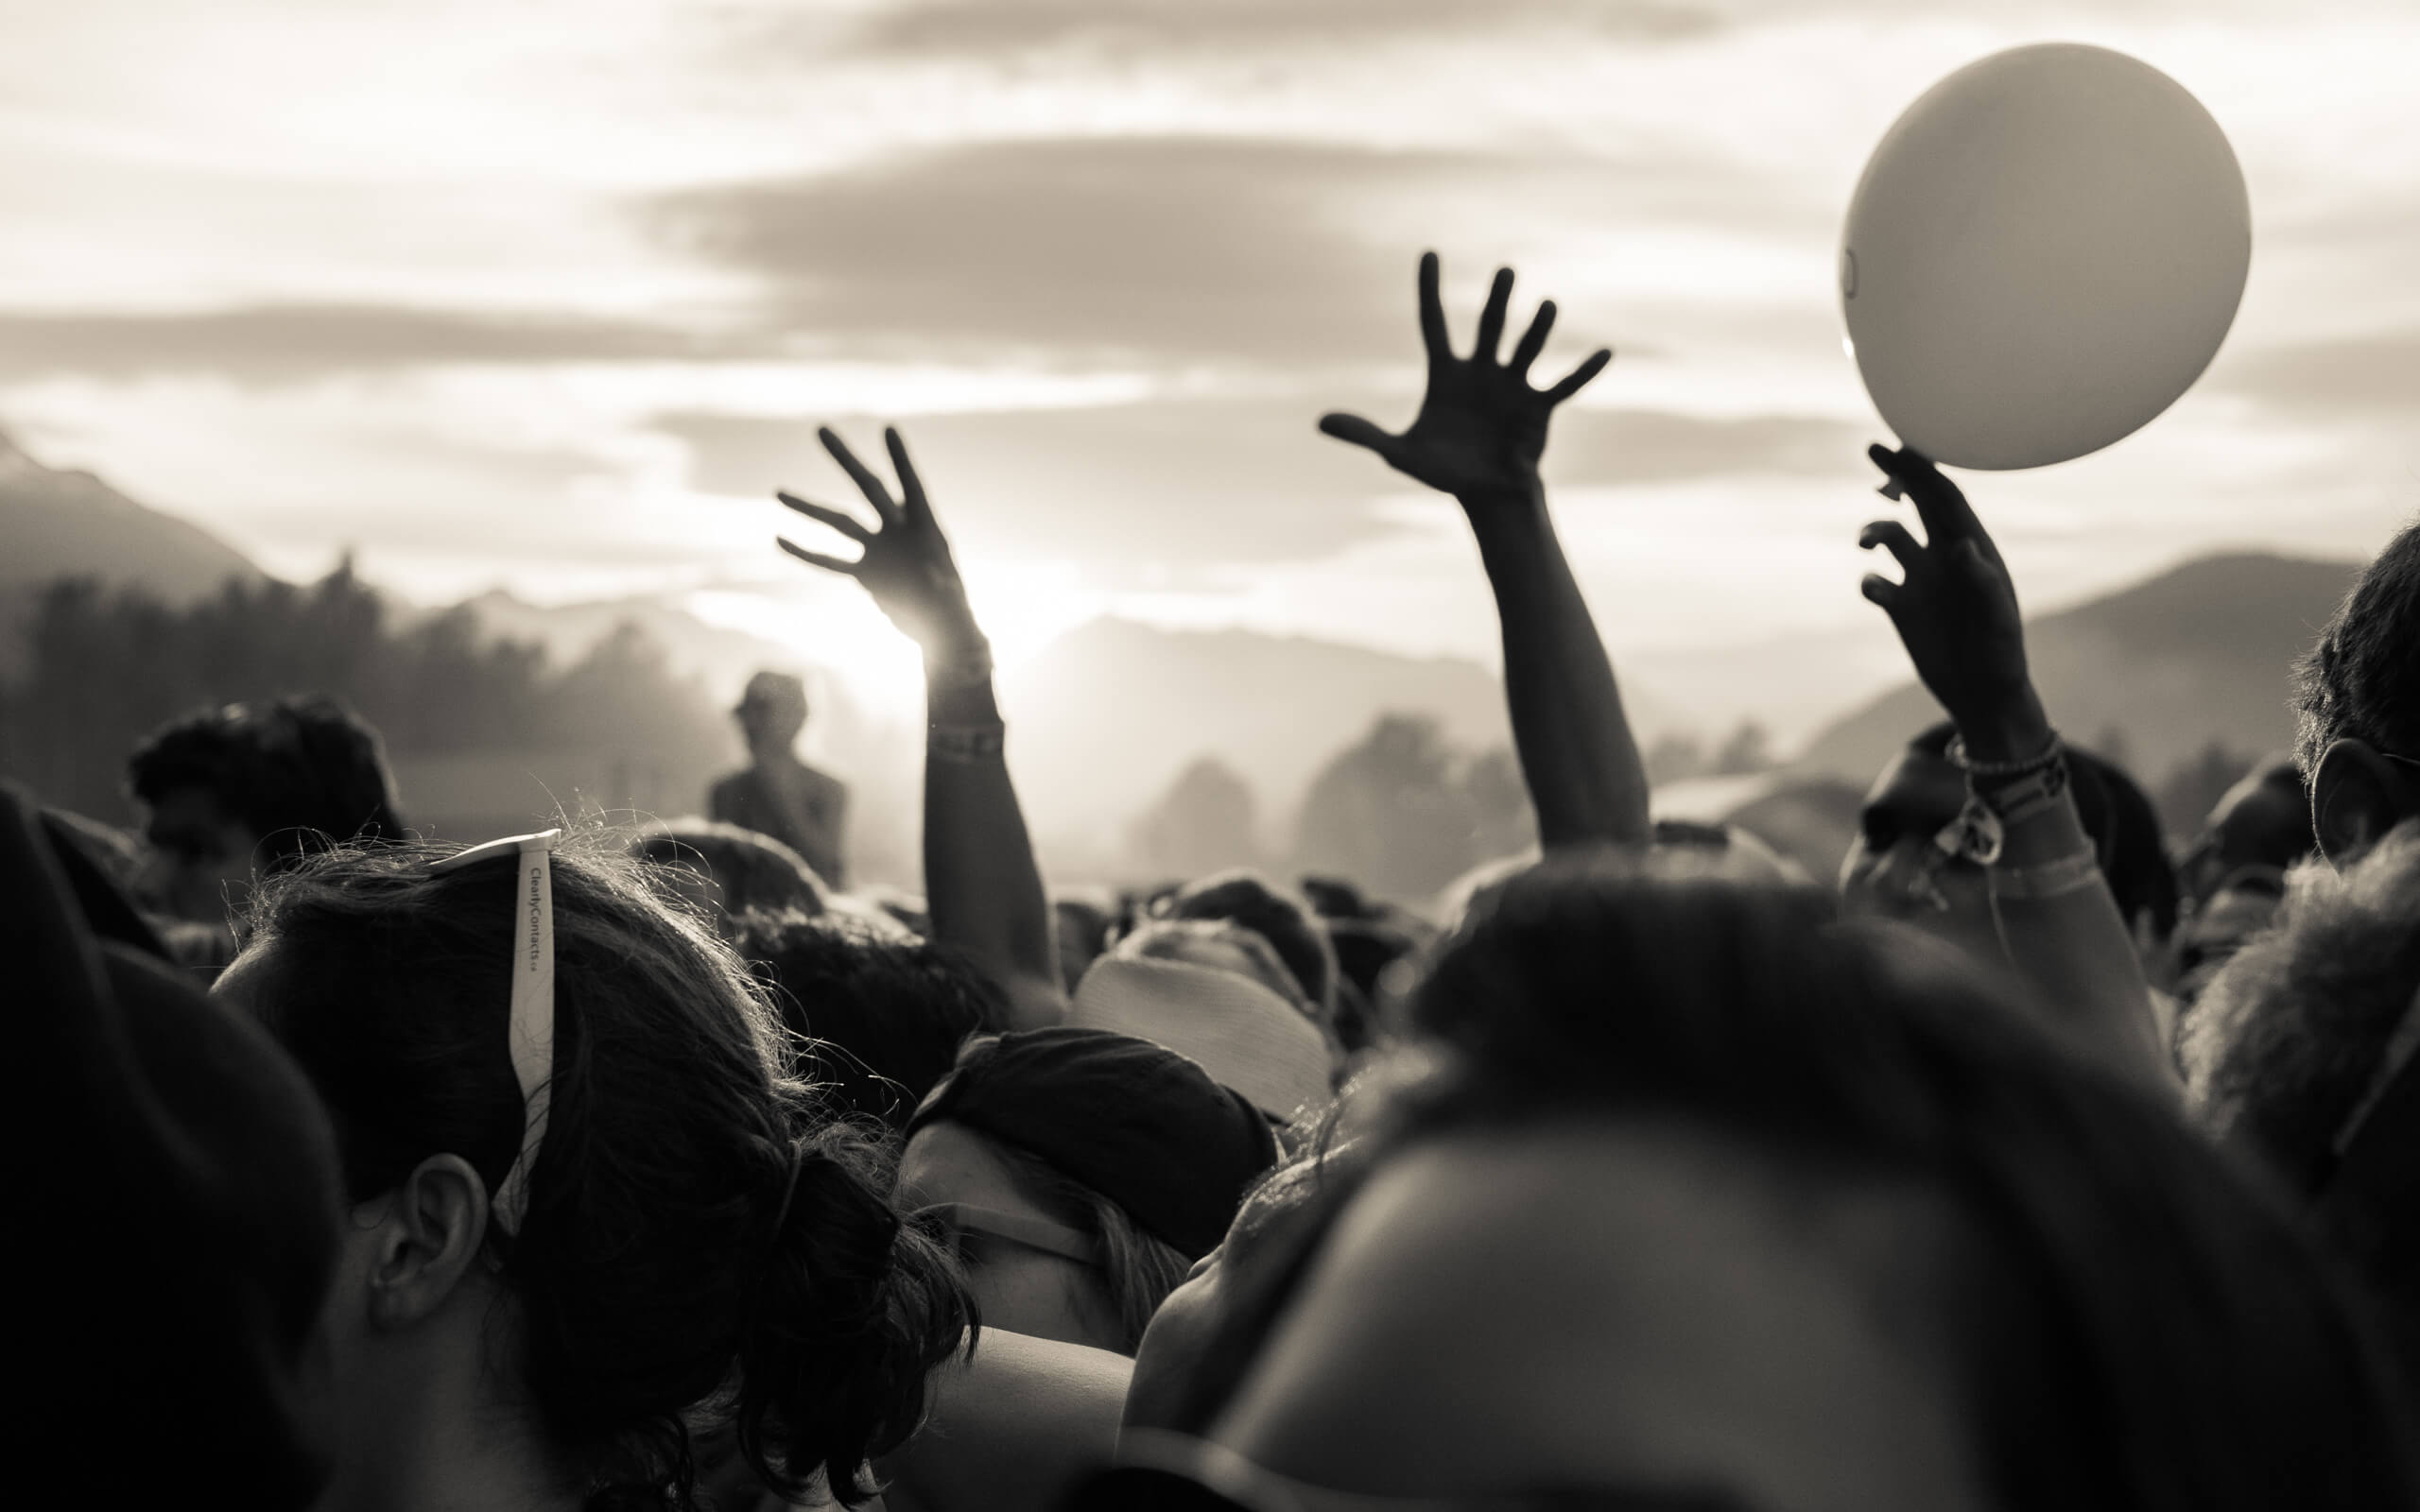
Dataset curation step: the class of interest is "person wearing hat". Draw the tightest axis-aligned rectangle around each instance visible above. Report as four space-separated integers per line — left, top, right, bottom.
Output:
710 668 850 889
5 780 346 1508
897 1025 1281 1356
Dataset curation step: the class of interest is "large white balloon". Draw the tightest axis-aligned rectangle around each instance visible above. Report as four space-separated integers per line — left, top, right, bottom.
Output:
1841 43 2251 471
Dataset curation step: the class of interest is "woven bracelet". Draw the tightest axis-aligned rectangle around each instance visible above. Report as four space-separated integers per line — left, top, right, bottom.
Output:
1988 848 2102 901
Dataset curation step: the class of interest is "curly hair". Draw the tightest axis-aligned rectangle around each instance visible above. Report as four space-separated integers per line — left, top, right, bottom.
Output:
127 694 403 866
236 837 973 1509
2295 520 2420 774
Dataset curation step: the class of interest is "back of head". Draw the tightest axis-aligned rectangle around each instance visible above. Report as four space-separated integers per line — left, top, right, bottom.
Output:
1076 924 1338 1119
2296 522 2420 777
235 838 971 1507
735 911 1009 1131
128 694 404 867
5 781 343 1510
1167 870 1338 1015
634 818 830 923
1394 857 2417 1508
1178 856 2417 1508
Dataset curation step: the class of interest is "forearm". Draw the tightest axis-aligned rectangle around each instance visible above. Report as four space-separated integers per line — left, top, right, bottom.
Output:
1966 706 2169 1089
924 642 1067 1027
1463 483 1651 849
880 1329 1131 1512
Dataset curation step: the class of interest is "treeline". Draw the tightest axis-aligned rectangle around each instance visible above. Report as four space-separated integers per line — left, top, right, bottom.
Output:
1126 713 1536 902
0 562 730 827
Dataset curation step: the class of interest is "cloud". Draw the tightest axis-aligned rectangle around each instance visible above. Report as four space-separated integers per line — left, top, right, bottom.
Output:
656 396 1869 576
838 0 1722 59
2211 331 2420 416
0 305 764 383
653 133 1820 369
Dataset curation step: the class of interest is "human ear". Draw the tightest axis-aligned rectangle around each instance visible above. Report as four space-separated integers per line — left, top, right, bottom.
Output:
362 1155 492 1332
2310 739 2413 869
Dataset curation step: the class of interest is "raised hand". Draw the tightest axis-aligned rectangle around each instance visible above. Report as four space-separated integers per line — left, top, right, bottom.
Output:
1320 251 1611 507
1858 444 2047 761
778 426 985 662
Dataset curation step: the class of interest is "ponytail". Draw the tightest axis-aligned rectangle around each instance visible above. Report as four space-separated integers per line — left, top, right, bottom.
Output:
737 1123 976 1504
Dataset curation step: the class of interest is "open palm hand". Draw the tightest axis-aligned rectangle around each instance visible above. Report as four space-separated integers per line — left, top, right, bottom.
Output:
1320 252 1611 507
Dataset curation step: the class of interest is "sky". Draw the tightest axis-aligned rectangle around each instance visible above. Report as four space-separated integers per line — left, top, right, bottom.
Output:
1 0 2413 722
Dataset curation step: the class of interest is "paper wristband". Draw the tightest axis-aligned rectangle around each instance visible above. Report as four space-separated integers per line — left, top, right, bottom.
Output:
432 829 562 1235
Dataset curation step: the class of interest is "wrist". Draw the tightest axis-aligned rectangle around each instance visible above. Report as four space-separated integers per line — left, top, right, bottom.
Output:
1954 693 2051 765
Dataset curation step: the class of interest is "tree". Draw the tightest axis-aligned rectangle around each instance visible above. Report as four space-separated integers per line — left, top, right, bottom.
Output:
1129 756 1261 880
1644 730 1706 785
1711 719 1773 777
1291 713 1526 902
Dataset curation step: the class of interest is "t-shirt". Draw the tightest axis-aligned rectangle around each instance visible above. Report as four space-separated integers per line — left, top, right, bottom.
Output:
711 760 850 889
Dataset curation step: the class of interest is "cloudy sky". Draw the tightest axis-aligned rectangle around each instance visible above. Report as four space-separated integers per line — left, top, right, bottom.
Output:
1 0 2413 718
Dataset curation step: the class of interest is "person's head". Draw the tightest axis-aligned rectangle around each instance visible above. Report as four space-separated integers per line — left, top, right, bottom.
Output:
1074 923 1339 1119
735 670 809 757
2170 759 2313 1008
127 695 403 923
899 1027 1279 1355
2294 522 2420 868
632 818 829 934
1840 723 2178 961
216 838 971 1510
8 782 344 1510
1163 856 2419 1508
735 911 1009 1132
1166 870 1338 1020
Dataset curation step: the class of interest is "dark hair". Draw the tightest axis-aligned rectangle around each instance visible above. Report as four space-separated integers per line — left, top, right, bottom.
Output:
2296 522 2420 773
1167 869 1337 1013
128 695 403 867
735 912 1009 1132
633 820 831 920
1171 856 2420 1507
238 840 973 1509
1910 722 2179 937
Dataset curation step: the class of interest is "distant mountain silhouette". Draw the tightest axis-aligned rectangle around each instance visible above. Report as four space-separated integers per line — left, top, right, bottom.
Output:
0 426 267 676
1792 552 2360 788
0 427 263 598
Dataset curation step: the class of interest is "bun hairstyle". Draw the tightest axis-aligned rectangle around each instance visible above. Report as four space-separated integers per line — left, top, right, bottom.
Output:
238 838 973 1509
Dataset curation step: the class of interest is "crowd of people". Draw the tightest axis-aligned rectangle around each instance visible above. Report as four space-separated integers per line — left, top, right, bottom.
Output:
17 252 2418 1510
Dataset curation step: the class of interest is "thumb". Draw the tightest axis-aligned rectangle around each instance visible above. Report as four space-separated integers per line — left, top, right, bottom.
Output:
1319 412 1399 459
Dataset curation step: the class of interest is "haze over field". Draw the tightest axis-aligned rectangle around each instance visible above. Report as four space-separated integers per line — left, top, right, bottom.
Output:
0 0 2412 732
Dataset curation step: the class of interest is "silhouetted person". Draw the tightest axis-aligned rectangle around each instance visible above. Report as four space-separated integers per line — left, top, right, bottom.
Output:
710 670 849 889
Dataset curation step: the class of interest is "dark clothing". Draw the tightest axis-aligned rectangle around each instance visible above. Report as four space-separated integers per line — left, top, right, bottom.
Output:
711 759 849 890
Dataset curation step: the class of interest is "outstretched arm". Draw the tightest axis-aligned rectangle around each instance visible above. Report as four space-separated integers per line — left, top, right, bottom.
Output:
1858 444 2167 1087
776 426 1067 1028
1321 252 1649 850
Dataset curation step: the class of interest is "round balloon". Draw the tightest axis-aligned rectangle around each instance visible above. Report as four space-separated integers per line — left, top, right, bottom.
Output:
1841 43 2250 471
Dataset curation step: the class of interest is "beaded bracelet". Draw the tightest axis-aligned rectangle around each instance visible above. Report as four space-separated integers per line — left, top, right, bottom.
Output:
1945 729 2063 781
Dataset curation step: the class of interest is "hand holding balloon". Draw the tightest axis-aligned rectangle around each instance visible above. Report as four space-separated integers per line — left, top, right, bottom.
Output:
1858 445 2048 764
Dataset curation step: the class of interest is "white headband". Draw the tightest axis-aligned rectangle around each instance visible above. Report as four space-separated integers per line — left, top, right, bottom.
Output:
431 829 562 1236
